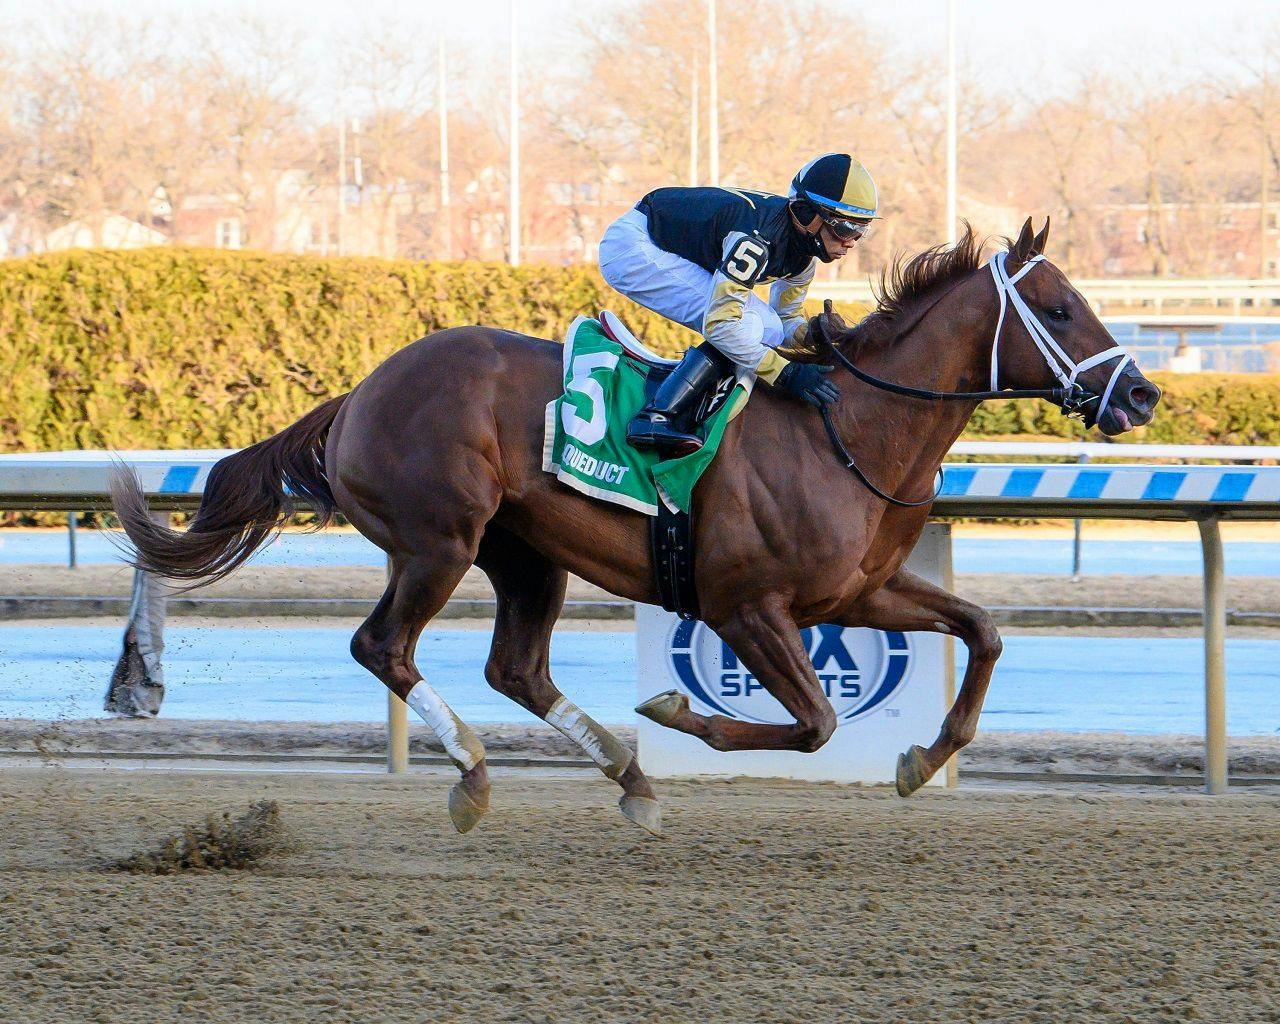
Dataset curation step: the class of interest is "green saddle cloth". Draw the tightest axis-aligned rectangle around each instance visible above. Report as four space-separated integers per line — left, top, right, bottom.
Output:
542 316 750 516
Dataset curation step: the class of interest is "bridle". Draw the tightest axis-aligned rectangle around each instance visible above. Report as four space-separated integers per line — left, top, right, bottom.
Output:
987 251 1132 420
818 249 1133 508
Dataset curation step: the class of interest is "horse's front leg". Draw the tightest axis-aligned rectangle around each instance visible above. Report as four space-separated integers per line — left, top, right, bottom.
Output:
841 568 1002 795
637 596 836 752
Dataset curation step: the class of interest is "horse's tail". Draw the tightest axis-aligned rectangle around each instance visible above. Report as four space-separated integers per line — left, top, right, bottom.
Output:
110 393 349 587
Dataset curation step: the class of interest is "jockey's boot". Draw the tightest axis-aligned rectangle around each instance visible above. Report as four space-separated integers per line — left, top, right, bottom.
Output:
626 344 724 456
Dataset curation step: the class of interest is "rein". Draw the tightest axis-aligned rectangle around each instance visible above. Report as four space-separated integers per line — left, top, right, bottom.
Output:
819 405 941 508
818 249 1133 508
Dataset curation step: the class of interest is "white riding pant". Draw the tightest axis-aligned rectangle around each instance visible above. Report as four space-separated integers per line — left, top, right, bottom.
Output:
598 208 784 368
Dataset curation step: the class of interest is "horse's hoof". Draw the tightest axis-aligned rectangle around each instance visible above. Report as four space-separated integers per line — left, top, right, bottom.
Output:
895 745 931 797
619 795 663 838
636 689 687 727
448 780 489 834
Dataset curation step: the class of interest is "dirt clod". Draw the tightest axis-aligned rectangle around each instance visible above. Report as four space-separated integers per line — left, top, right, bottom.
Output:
111 800 284 874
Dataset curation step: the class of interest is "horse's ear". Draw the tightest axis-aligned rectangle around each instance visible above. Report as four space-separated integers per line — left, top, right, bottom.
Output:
1031 216 1051 256
1010 217 1035 261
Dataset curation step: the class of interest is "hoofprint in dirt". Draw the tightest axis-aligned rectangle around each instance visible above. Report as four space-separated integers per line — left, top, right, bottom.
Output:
0 767 1276 1024
6 718 1280 779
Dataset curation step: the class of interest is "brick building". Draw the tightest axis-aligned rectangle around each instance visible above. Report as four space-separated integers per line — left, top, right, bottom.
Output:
1094 202 1280 278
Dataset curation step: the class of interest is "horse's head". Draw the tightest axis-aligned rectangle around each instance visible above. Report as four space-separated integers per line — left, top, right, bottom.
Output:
993 217 1160 436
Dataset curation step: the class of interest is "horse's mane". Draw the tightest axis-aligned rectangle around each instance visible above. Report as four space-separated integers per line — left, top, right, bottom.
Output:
782 222 989 360
862 223 986 337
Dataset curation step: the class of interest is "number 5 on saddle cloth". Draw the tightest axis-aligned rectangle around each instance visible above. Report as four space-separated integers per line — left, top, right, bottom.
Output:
542 312 751 620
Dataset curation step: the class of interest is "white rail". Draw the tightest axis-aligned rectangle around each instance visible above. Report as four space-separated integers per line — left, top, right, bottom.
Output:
810 277 1280 317
949 441 1280 462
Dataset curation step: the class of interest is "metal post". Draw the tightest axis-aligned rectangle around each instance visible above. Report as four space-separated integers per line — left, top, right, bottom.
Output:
388 693 409 774
1071 454 1088 578
1198 516 1228 794
68 510 78 569
387 553 409 773
939 522 958 789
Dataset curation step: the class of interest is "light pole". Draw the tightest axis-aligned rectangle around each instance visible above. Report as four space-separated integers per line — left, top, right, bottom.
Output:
945 0 957 245
708 0 719 186
689 55 700 187
509 0 521 265
338 104 347 256
1261 50 1270 279
438 33 452 260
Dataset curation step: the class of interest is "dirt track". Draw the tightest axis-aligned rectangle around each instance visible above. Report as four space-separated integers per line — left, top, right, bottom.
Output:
6 719 1280 777
1 766 1277 1023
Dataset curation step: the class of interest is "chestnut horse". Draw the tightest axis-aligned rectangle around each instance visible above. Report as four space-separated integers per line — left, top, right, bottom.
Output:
112 219 1159 836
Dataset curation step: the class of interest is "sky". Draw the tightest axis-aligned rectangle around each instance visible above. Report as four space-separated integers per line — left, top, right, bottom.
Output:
1 0 1274 98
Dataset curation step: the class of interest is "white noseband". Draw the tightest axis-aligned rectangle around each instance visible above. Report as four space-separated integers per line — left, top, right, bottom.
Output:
989 251 1132 417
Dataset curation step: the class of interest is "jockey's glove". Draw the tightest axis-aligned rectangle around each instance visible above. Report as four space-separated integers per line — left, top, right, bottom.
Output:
774 361 840 409
809 300 850 346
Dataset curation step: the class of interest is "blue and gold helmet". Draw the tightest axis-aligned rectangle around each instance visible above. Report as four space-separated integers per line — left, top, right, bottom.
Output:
789 153 879 222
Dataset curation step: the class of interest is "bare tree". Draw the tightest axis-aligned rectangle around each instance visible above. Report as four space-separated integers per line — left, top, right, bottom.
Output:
0 1 1276 275
1006 76 1119 274
21 15 183 243
334 23 437 258
193 16 308 248
1213 25 1280 275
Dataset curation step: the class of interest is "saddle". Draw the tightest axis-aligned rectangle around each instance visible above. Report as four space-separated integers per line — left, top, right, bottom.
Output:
598 310 737 432
597 310 737 621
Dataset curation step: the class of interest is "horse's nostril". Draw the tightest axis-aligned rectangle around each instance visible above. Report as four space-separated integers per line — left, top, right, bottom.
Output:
1129 385 1154 409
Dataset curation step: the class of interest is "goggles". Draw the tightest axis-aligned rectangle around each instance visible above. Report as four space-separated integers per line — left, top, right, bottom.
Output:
820 213 872 242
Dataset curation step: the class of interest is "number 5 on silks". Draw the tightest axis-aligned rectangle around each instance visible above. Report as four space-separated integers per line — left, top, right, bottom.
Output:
722 236 768 286
561 351 618 446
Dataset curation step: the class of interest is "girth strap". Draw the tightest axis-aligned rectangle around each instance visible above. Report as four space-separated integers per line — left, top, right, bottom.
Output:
649 490 699 620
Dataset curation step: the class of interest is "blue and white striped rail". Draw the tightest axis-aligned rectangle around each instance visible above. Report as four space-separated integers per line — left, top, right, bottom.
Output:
933 463 1280 519
1 447 1280 518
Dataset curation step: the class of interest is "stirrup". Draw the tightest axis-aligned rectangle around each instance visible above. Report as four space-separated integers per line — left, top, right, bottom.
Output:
627 414 704 456
625 344 725 456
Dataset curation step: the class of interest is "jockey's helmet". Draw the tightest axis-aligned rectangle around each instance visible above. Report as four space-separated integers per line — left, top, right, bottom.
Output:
789 153 878 260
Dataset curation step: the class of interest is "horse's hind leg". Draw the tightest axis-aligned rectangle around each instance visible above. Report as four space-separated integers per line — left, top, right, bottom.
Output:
475 527 662 837
350 549 491 833
638 596 836 753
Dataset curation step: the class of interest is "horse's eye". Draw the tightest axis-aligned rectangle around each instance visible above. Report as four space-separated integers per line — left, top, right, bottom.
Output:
1046 306 1069 322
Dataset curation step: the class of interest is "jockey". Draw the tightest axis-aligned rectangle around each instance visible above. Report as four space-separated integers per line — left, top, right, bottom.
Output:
598 153 877 455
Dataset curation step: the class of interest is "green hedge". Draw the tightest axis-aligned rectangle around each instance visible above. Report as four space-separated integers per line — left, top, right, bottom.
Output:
0 248 699 452
0 248 1275 453
963 373 1280 448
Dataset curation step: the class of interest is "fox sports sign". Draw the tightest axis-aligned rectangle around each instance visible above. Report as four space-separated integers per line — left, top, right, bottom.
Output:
668 620 913 726
635 524 951 783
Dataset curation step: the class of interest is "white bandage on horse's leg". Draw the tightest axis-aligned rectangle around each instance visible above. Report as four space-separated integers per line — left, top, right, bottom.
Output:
545 696 634 780
406 681 486 771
